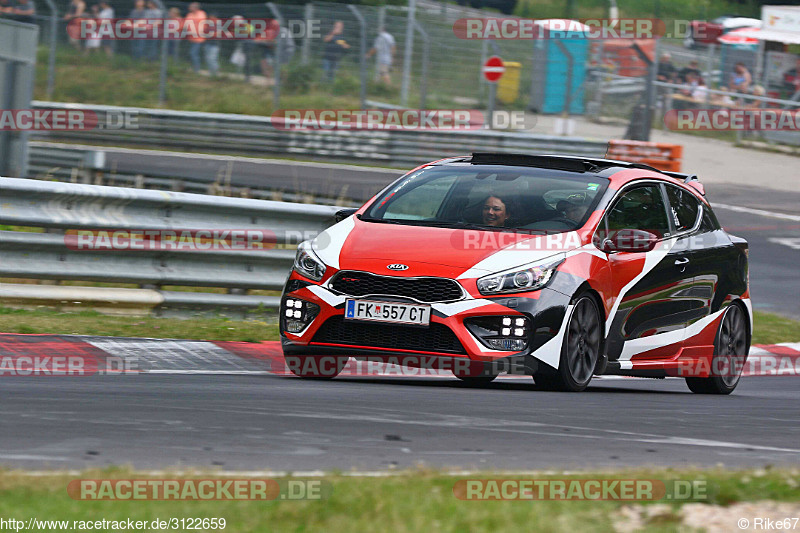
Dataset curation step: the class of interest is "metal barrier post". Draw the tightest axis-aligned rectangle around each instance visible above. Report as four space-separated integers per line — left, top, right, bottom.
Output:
266 2 283 111
301 3 313 66
400 0 416 106
42 0 57 100
348 5 367 110
414 21 429 110
152 0 168 106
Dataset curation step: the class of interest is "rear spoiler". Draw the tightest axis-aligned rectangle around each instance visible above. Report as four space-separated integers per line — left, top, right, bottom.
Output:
661 171 705 196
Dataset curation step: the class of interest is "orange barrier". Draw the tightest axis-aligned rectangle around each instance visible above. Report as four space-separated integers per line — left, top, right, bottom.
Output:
606 140 683 172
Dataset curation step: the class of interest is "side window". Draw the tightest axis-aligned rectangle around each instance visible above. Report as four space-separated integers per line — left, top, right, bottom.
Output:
602 185 671 238
700 204 721 232
383 176 457 220
665 185 701 233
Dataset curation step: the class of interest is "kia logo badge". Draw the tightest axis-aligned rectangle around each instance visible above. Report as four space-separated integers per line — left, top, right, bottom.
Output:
386 264 409 271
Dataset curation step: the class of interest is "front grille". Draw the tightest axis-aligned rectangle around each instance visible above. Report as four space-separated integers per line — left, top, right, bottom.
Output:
312 316 467 354
329 271 463 303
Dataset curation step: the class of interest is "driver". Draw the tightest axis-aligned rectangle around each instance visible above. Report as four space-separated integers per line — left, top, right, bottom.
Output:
482 195 512 227
557 197 587 224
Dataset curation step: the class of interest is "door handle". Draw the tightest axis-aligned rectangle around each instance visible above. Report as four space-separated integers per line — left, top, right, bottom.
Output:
674 258 690 265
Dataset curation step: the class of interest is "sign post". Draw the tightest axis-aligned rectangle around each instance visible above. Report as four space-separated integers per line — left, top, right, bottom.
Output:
482 56 505 129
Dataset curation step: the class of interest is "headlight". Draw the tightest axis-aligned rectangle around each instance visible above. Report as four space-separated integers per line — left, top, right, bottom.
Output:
293 241 326 281
476 254 564 295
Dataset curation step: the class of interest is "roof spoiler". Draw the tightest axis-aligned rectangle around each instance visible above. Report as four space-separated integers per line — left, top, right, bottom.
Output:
662 171 705 196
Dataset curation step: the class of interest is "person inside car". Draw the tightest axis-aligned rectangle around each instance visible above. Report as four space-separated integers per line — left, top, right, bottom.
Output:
482 195 512 227
557 197 588 224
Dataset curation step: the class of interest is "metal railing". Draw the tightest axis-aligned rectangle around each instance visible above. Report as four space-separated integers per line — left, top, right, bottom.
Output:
0 177 340 317
29 102 610 170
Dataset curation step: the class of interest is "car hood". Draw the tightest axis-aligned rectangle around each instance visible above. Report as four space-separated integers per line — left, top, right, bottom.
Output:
314 218 585 279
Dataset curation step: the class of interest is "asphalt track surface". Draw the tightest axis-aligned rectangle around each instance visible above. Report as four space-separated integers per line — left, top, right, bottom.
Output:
3 159 800 472
3 375 800 471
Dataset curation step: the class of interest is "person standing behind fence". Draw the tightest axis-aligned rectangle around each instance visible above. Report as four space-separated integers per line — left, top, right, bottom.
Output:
129 0 147 59
729 63 752 94
204 12 221 77
84 3 102 54
185 2 207 73
64 0 86 50
166 7 181 59
365 26 395 85
143 0 162 61
322 21 349 83
98 1 114 57
7 0 36 24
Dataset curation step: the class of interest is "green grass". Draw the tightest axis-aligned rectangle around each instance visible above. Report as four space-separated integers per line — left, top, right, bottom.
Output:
0 307 277 343
0 306 797 346
0 467 797 532
752 311 800 346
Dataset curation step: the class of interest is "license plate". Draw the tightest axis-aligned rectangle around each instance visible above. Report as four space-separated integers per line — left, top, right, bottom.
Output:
344 299 430 326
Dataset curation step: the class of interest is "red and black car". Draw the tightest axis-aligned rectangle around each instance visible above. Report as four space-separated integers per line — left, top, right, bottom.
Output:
280 154 751 393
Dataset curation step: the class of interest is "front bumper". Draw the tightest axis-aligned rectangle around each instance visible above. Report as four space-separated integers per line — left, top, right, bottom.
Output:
279 274 572 369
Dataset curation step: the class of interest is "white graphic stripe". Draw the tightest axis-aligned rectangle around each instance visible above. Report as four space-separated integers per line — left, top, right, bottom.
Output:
313 215 355 270
605 238 677 335
619 308 725 361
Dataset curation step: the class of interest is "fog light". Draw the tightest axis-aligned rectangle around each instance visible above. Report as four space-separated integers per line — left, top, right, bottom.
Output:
282 297 320 334
464 315 531 352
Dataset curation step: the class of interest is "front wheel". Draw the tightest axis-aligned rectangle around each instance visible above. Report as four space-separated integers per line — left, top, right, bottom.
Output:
534 295 602 392
686 304 749 394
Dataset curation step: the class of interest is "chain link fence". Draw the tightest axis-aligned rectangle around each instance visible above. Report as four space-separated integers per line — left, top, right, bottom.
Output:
14 0 597 115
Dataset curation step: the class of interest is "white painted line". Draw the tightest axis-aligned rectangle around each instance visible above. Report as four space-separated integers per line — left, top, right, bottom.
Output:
769 237 800 251
714 203 800 222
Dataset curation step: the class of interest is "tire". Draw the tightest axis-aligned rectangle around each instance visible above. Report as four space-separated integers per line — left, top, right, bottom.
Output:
533 295 602 392
284 354 348 379
686 303 749 395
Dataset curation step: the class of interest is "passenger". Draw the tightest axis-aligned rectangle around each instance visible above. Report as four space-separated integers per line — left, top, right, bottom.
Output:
557 197 587 224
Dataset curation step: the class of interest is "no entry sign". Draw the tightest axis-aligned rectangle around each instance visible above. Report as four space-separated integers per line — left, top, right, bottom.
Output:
483 56 505 83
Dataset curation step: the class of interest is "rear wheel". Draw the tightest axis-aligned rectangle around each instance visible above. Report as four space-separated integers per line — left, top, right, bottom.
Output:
534 295 602 392
284 354 348 379
686 303 749 395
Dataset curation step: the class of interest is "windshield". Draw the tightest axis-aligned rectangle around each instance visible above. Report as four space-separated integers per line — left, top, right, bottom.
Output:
363 165 609 233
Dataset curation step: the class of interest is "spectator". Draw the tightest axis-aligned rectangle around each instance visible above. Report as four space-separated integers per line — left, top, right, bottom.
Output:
678 60 702 84
166 7 181 59
256 19 278 79
782 57 800 97
84 3 102 54
8 0 36 24
322 21 349 83
64 0 87 50
143 0 162 61
204 12 220 77
129 0 147 59
184 2 207 73
365 26 395 85
656 52 676 83
729 62 752 94
98 1 114 57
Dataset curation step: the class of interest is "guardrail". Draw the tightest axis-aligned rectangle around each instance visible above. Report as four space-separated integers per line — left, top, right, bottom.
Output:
0 177 340 318
30 101 610 168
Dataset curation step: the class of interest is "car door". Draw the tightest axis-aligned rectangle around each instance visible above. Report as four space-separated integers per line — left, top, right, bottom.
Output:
598 183 696 364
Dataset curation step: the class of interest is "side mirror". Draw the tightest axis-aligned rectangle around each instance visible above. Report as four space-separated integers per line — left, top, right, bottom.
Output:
335 208 358 223
600 229 660 253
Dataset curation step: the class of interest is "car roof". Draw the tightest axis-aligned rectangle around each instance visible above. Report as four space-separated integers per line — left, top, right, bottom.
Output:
427 152 708 203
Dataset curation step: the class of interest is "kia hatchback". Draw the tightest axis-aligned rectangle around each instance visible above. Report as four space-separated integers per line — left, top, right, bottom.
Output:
280 154 751 393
